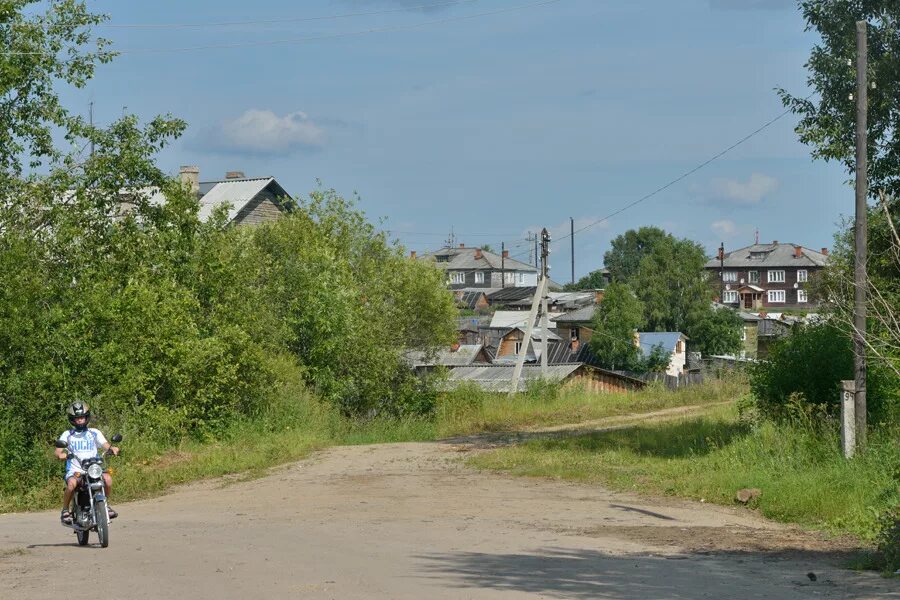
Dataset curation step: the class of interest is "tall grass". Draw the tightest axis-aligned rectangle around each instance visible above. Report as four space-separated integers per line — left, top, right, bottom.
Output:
470 403 900 541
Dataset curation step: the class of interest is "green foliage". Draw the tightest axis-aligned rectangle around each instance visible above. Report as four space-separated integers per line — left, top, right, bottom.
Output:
603 226 670 283
687 305 744 357
779 2 900 196
875 503 900 574
589 282 645 371
563 269 608 291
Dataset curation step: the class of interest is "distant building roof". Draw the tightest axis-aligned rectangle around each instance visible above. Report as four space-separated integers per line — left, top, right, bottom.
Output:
196 176 290 223
705 243 828 269
551 305 597 324
405 344 489 368
490 310 565 330
446 364 583 392
487 287 537 303
418 246 537 272
636 332 685 358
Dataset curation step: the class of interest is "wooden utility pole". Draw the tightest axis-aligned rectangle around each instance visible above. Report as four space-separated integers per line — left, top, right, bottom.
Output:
89 101 95 156
510 227 550 393
570 217 575 286
854 20 868 448
541 228 550 377
501 241 506 289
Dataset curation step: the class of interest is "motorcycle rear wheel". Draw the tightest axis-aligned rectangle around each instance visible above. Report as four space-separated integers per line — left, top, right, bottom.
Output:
94 500 110 548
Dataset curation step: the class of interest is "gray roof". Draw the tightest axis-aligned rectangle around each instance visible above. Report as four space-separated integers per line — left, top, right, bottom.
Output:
637 332 685 357
405 344 489 368
197 176 290 223
551 305 597 324
418 246 537 272
446 364 583 392
705 243 828 269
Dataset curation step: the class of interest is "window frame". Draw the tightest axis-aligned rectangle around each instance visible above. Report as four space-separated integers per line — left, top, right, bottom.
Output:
767 289 786 303
474 271 484 284
722 271 738 282
450 271 465 285
722 290 738 304
797 289 808 303
797 269 808 283
748 270 759 283
768 270 785 283
503 272 515 284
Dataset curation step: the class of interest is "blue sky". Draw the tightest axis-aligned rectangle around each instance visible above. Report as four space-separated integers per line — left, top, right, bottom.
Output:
63 0 851 280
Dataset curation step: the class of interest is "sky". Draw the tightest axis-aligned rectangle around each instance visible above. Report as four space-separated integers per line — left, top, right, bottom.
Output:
61 0 852 280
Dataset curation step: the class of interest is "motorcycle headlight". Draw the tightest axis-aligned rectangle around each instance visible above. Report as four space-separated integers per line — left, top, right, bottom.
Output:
87 464 103 479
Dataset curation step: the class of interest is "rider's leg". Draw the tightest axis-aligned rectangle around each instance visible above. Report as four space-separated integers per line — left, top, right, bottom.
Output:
62 476 77 511
102 473 117 519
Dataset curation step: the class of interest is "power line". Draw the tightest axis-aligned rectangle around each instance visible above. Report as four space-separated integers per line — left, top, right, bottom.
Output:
2 0 563 56
552 94 815 247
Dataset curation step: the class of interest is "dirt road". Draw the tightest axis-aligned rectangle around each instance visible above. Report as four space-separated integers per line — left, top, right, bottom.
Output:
1 421 897 599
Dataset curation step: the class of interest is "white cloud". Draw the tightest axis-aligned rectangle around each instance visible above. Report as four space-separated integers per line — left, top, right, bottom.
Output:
216 109 326 154
711 219 736 236
706 173 778 206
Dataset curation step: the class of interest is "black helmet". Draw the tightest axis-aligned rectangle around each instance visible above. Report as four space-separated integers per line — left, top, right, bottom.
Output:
67 402 91 430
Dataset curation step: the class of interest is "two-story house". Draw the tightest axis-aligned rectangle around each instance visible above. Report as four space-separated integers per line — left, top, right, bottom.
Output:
704 242 828 310
415 244 539 290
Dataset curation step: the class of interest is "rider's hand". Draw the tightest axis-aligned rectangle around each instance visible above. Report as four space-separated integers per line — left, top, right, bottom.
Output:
110 446 120 456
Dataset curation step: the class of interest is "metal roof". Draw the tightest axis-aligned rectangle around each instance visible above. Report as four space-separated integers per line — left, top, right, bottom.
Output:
490 310 565 329
197 176 289 223
486 286 537 302
405 345 489 368
551 305 597 324
417 246 537 272
704 243 828 269
446 364 583 392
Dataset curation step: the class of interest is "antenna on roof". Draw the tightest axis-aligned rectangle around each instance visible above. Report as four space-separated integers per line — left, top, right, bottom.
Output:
755 229 759 244
445 226 456 248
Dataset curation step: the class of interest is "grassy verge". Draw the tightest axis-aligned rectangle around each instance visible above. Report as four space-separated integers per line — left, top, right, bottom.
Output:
468 402 900 543
0 377 742 513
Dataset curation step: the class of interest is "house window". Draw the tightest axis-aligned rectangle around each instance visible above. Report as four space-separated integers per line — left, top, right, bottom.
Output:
722 290 738 303
503 272 515 285
741 328 747 342
517 272 526 284
676 340 684 353
748 270 759 283
768 270 785 283
768 290 786 303
797 289 808 303
450 272 465 284
514 341 523 354
436 255 449 263
474 271 484 284
797 269 808 282
722 271 738 282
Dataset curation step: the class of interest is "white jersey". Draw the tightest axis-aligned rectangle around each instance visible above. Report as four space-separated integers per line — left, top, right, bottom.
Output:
57 428 107 473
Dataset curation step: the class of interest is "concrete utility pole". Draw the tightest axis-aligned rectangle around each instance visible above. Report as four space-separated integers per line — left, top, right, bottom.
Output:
89 101 94 156
854 20 868 448
510 227 550 393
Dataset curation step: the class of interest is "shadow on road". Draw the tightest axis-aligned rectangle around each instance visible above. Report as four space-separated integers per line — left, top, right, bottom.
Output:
416 547 889 599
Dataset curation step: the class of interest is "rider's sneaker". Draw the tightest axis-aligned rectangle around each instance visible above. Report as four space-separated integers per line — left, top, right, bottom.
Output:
60 509 73 525
107 507 118 519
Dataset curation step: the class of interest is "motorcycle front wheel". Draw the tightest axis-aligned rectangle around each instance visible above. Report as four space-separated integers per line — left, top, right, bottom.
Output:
73 505 89 546
94 500 110 548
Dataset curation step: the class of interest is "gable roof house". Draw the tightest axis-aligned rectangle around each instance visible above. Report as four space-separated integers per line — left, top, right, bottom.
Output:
705 242 828 311
415 244 539 290
178 166 293 226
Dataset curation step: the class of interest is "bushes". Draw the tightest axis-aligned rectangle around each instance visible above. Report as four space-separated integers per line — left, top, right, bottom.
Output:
749 322 897 423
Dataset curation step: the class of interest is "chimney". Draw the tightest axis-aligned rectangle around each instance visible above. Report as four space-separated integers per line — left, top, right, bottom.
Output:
502 250 509 259
793 245 803 258
821 247 829 256
474 248 483 260
450 342 460 353
459 242 465 248
594 290 605 304
410 250 417 259
179 165 200 197
225 171 245 179
773 240 778 245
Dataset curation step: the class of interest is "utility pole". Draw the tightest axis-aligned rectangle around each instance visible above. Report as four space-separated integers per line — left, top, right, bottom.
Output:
570 217 575 285
853 20 868 448
501 241 506 288
510 227 550 393
719 242 725 302
540 227 550 377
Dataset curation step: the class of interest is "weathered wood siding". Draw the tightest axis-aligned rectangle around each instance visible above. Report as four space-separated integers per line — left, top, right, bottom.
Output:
233 189 285 226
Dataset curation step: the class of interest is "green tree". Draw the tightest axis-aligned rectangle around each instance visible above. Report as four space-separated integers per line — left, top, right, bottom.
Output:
603 226 671 282
563 269 608 291
588 283 644 371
